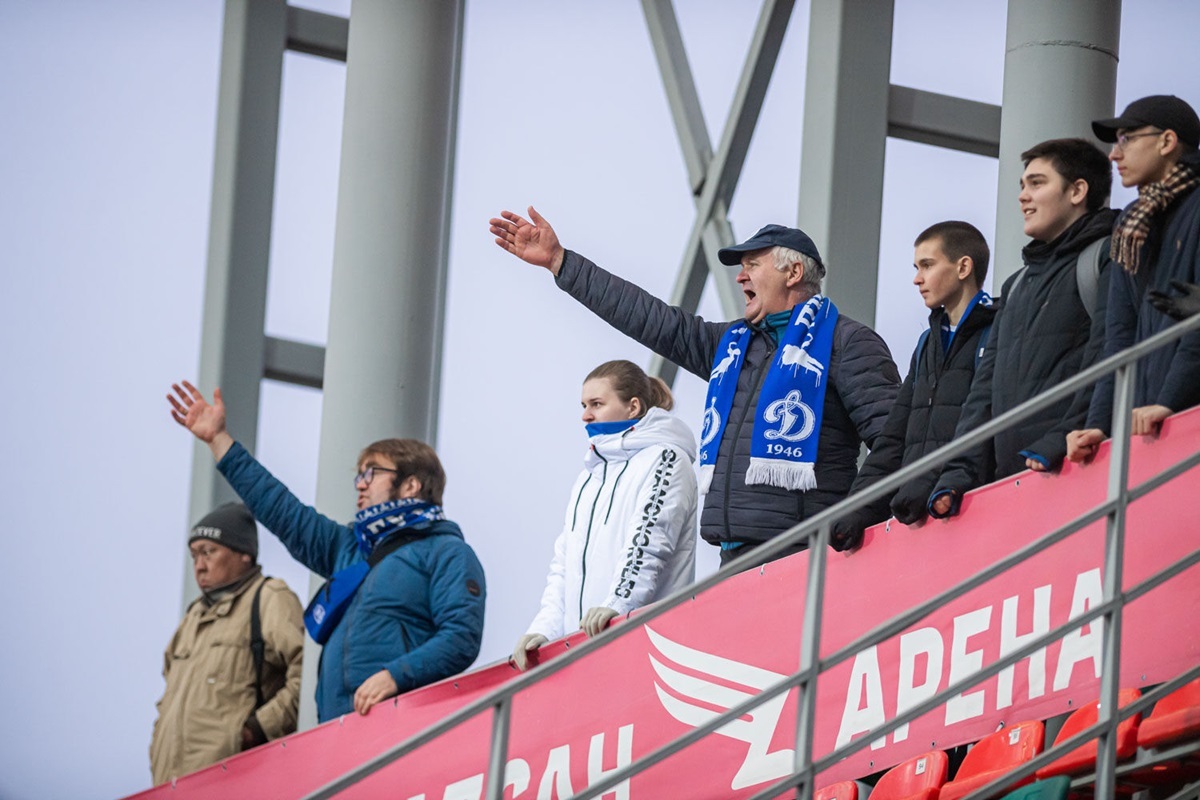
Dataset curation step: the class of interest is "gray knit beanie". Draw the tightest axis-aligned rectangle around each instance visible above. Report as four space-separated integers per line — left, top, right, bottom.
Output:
189 502 258 560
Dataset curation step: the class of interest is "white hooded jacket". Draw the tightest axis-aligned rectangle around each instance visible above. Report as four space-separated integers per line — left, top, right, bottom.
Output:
526 407 699 640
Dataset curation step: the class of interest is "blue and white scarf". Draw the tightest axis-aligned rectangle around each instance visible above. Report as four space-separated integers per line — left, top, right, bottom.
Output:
353 498 445 558
698 294 839 493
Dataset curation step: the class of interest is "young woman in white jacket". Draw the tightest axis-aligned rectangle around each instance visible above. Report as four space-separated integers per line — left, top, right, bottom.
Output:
512 359 698 670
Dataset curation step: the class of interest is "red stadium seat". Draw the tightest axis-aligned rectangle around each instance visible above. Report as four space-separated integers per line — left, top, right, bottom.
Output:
1035 689 1142 779
815 779 865 800
1137 678 1200 749
868 750 948 800
938 721 1045 800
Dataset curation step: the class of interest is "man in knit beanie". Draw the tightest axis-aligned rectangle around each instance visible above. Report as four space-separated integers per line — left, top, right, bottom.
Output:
149 503 304 786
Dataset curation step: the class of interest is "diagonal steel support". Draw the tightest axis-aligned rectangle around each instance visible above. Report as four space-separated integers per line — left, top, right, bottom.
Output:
642 0 796 386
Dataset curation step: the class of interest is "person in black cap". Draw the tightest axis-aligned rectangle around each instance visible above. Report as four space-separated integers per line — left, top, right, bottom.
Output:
490 207 899 566
150 502 304 786
1068 95 1200 464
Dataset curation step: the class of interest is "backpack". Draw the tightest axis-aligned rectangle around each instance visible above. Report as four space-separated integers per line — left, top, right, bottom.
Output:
1005 235 1108 319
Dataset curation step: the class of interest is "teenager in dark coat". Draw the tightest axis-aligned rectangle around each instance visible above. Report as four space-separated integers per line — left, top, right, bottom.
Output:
832 222 996 550
930 139 1116 518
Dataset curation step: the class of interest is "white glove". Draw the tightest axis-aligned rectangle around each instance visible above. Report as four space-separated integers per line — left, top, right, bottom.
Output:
512 633 548 671
581 606 619 637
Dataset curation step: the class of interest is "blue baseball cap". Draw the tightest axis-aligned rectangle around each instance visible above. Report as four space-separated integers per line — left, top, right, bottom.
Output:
717 224 824 267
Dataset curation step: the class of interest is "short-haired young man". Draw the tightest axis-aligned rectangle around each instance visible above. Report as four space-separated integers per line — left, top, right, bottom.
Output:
831 221 995 550
167 381 486 722
929 138 1117 518
1069 95 1200 463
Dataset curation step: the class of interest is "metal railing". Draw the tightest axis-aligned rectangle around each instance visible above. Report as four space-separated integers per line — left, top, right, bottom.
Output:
303 310 1200 800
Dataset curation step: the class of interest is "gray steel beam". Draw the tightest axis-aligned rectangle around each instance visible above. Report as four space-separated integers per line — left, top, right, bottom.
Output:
641 0 744 355
184 0 286 610
642 0 713 194
888 85 1002 158
646 0 796 385
304 0 464 728
992 0 1120 286
798 0 894 327
264 336 325 389
286 6 348 62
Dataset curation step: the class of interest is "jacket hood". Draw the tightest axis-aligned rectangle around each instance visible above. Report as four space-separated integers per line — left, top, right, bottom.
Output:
1023 207 1120 267
585 406 698 468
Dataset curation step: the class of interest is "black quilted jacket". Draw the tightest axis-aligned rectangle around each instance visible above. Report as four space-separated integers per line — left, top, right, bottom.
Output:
556 250 900 547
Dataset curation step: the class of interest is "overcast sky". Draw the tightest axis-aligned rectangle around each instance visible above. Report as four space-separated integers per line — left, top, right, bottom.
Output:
1 1 1196 798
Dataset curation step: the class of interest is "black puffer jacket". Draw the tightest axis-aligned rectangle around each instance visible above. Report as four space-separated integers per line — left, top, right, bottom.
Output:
933 209 1117 507
843 297 997 535
1088 166 1200 431
556 250 900 547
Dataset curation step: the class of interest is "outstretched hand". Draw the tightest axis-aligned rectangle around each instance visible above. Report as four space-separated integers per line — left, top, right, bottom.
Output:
168 381 234 461
489 206 565 275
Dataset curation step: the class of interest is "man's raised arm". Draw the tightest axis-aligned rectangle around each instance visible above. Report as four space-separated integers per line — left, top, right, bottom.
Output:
489 205 727 378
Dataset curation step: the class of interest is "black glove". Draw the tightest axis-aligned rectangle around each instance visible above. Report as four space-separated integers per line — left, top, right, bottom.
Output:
890 475 937 525
241 713 267 750
830 511 869 552
1147 280 1200 321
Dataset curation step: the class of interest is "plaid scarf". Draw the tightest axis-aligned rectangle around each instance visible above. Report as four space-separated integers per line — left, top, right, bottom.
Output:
1111 161 1200 274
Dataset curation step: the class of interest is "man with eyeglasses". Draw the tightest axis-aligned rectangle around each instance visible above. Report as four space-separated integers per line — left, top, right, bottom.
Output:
1068 95 1200 464
150 502 303 786
167 381 486 722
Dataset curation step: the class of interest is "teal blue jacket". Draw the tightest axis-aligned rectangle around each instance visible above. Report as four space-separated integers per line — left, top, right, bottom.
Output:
217 442 486 721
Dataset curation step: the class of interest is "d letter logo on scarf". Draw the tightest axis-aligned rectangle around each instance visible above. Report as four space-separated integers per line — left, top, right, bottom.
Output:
762 390 816 443
697 295 838 494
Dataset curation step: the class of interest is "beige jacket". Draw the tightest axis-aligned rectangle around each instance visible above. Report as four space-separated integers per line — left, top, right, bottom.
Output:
149 571 303 786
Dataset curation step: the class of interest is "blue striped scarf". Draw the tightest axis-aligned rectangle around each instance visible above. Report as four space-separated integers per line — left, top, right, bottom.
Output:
699 295 838 493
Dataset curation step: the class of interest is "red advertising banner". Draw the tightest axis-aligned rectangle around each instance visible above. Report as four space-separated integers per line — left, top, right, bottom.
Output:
128 409 1200 800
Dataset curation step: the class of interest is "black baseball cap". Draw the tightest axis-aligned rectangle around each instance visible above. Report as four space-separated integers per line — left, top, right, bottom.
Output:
1092 95 1200 148
717 224 824 267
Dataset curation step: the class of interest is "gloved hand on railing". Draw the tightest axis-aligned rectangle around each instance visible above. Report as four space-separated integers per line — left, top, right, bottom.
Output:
511 633 548 671
581 607 619 637
890 476 937 525
830 511 869 552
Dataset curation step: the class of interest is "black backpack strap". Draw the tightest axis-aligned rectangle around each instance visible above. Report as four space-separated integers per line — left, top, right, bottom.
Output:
366 530 425 567
249 578 267 710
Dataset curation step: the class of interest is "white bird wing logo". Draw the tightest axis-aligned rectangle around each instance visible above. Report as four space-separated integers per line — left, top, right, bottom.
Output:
645 626 794 790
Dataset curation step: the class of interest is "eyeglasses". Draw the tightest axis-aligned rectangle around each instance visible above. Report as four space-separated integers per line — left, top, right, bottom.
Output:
354 466 398 487
1113 129 1162 150
189 546 222 562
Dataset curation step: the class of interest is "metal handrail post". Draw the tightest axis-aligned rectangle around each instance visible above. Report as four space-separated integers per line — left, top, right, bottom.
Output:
484 696 513 800
1095 361 1136 800
792 523 831 799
